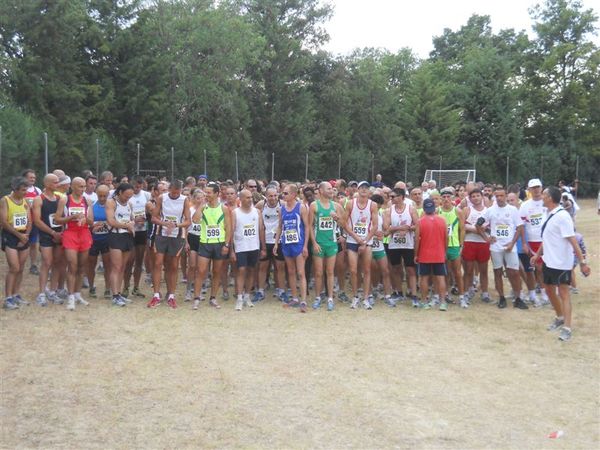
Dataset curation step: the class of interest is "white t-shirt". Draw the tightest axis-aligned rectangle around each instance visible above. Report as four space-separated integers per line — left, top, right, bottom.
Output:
483 204 522 253
83 191 98 204
520 198 546 242
541 207 575 270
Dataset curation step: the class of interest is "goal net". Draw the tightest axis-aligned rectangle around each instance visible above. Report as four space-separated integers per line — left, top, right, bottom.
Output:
423 169 476 188
138 169 168 180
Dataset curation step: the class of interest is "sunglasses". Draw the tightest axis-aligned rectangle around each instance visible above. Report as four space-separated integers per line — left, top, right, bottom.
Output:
282 192 290 195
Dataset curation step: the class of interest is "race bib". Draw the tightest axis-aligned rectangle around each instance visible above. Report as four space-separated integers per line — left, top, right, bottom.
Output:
69 207 84 217
164 215 178 224
285 229 299 243
353 224 367 237
447 225 453 237
318 216 334 231
243 224 257 238
393 233 407 245
530 213 543 227
94 221 109 234
372 237 382 251
48 213 58 228
206 225 221 239
190 223 201 234
495 224 511 238
13 212 28 229
133 209 145 219
117 213 130 224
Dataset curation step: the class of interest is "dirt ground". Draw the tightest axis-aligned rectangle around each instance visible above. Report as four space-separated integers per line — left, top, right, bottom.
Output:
1 200 598 449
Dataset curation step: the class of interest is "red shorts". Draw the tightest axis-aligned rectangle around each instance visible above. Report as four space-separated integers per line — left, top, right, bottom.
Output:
462 241 490 263
528 241 543 265
62 229 92 252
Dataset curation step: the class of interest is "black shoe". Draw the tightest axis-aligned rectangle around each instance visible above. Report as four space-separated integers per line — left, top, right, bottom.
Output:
498 297 507 308
513 298 529 310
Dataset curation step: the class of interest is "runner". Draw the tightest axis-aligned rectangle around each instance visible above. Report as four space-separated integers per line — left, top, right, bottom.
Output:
83 174 98 203
531 186 590 341
519 178 548 305
31 174 64 306
105 183 136 306
148 180 191 308
255 186 287 302
191 182 231 310
184 189 205 301
384 187 420 307
1 177 32 309
344 181 379 309
231 190 265 310
481 187 528 309
123 175 150 299
22 169 42 276
54 177 93 310
307 181 345 311
369 194 394 307
414 198 448 311
461 189 492 304
87 185 112 300
273 184 309 313
438 187 467 308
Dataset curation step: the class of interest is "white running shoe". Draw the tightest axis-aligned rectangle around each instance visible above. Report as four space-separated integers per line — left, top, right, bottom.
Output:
193 298 201 310
362 299 372 310
243 294 254 308
74 292 89 306
235 298 243 311
350 297 360 309
66 295 76 311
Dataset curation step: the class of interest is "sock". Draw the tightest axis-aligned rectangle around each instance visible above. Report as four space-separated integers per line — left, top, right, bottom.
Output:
154 292 160 297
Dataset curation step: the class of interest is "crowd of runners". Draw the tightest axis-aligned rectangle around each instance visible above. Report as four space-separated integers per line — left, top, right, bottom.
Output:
0 168 591 341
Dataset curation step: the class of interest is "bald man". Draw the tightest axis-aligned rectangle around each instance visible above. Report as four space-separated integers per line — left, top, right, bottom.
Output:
54 177 93 310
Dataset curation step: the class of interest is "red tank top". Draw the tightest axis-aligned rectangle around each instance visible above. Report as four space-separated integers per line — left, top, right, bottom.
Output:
65 195 88 232
417 214 447 263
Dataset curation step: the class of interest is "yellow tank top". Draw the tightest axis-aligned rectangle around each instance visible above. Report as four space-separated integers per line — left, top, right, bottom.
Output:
5 195 28 231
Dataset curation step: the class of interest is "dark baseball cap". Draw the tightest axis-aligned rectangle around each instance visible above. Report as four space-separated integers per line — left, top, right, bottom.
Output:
423 198 436 214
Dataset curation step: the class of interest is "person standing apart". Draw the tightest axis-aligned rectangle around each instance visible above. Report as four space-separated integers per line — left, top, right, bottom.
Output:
531 186 590 341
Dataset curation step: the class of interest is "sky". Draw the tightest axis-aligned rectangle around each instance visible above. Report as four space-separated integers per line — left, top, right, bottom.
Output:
323 0 600 58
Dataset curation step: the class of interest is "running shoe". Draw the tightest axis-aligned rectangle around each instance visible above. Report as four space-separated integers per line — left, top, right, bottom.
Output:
112 296 126 307
450 286 459 295
367 294 375 307
558 327 572 342
103 289 112 299
29 265 39 275
167 296 177 309
327 299 334 311
46 290 62 304
82 277 90 289
497 296 507 309
350 297 360 309
57 288 68 299
459 296 469 309
13 294 29 306
3 297 18 310
193 298 201 310
570 287 579 294
185 288 193 302
299 302 307 313
513 298 529 310
411 297 420 308
36 293 48 307
74 293 89 306
279 291 290 304
132 287 145 298
222 291 229 301
117 294 130 305
312 298 322 309
147 294 161 308
384 296 396 307
286 298 300 308
235 298 243 311
439 302 448 312
122 287 130 299
66 295 76 311
209 297 221 309
89 287 97 298
243 295 254 308
481 292 492 304
253 291 265 303
338 292 350 303
362 299 372 310
547 317 565 331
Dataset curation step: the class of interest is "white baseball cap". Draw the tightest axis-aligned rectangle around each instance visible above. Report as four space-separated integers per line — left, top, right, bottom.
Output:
528 178 542 188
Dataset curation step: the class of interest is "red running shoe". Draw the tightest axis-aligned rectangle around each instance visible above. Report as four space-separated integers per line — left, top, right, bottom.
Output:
147 294 161 308
167 296 177 309
299 302 307 313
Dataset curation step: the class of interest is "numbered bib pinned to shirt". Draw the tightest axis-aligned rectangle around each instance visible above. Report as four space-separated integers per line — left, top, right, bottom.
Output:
285 229 299 243
319 216 334 230
243 224 257 237
206 224 221 239
13 212 28 230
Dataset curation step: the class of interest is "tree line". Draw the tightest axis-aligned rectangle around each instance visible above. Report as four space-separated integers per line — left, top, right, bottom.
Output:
0 0 598 193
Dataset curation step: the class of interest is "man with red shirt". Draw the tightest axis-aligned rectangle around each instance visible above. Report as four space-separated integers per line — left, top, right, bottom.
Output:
414 198 449 311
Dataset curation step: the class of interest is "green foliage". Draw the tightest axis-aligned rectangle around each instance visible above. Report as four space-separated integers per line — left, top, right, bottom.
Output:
0 0 598 192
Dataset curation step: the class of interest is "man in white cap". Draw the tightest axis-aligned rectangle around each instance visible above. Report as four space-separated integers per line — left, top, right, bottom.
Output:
519 178 548 306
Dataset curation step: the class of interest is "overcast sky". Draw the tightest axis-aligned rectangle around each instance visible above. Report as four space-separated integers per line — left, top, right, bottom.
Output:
323 0 599 58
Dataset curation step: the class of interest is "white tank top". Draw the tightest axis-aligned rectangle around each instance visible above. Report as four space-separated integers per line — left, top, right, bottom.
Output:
262 202 280 245
112 198 133 234
188 206 201 236
346 198 373 245
233 207 260 252
160 193 186 238
130 190 150 232
388 203 414 249
519 198 546 243
464 205 488 243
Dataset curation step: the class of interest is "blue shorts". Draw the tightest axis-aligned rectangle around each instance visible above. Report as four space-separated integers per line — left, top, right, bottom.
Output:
418 263 447 276
282 243 303 258
28 225 39 244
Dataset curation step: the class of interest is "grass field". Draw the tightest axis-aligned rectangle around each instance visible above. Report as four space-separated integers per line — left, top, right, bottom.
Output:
1 200 599 449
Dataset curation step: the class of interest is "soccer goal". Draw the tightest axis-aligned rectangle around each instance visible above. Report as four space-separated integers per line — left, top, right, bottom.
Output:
138 169 168 180
423 169 476 187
